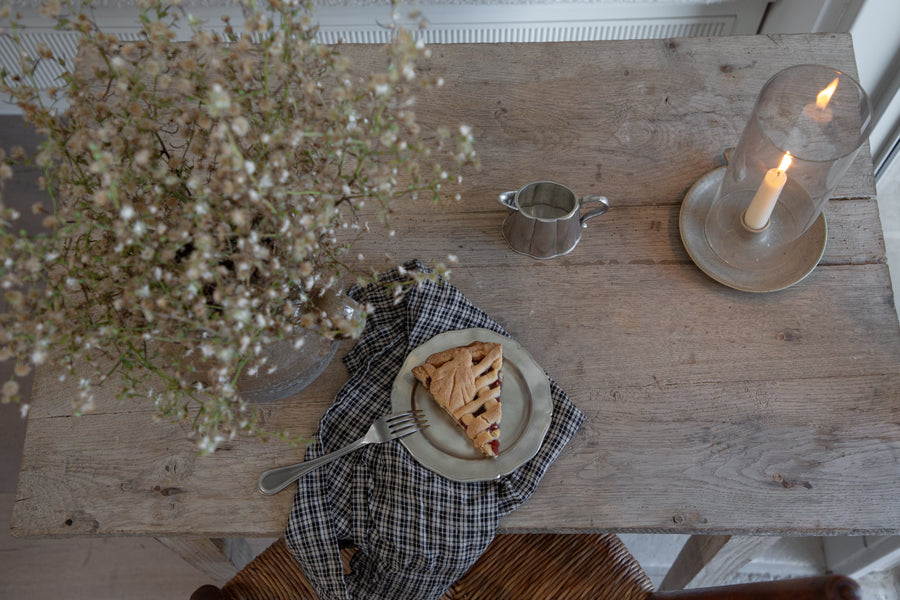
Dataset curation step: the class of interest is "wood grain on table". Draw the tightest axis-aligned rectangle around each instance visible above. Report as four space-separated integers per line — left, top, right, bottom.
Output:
12 35 900 547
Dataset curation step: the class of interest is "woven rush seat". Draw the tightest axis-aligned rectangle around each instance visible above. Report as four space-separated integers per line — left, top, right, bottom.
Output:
444 533 653 600
190 533 861 600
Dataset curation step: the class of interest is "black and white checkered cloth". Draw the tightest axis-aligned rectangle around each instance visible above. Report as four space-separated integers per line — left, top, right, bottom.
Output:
284 260 585 600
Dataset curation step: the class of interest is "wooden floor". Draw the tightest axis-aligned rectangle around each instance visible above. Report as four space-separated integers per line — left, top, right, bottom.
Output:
3 114 900 597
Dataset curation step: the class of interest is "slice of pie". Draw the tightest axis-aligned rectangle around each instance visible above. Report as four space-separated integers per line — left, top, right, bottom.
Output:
412 340 503 458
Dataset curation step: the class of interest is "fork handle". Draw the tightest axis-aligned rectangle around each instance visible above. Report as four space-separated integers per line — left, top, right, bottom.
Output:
257 437 367 495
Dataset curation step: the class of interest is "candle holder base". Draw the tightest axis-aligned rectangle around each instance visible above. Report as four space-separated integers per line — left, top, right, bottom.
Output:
679 167 827 292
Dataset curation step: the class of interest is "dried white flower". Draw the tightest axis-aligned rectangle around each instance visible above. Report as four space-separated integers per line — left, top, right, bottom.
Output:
0 1 478 454
2 380 19 398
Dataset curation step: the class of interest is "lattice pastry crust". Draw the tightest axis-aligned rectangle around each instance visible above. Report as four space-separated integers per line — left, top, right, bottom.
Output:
412 340 502 458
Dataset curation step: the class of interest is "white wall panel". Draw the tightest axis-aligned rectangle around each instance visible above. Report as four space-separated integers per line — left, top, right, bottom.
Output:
0 1 769 113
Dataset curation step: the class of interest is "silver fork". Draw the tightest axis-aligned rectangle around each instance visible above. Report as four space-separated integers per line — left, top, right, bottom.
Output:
257 410 428 495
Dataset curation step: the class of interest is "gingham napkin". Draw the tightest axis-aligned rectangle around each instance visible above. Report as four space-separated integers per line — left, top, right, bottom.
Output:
284 260 585 600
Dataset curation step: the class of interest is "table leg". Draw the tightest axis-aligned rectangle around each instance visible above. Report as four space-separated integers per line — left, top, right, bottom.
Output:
156 537 255 585
659 535 780 591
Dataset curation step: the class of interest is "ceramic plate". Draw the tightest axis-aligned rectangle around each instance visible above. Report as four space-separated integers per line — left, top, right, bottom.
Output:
391 328 552 482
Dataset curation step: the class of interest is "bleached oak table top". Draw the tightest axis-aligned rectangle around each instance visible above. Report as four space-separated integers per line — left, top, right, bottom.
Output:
12 33 900 583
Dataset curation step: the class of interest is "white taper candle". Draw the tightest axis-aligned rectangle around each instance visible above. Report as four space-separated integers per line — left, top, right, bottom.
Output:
743 153 792 231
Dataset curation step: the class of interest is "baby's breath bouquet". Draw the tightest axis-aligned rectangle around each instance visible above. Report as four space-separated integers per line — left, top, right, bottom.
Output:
0 0 477 453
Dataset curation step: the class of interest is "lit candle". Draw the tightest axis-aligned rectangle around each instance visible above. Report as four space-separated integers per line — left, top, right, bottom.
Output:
743 152 792 231
802 77 839 123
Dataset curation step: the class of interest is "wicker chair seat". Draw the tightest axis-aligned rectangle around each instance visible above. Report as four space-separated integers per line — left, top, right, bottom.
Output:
190 533 861 600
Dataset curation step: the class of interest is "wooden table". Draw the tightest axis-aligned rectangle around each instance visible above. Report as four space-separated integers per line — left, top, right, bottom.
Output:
12 34 900 589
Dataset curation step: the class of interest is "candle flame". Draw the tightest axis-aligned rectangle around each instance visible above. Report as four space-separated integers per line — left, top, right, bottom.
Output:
816 78 839 109
778 153 792 173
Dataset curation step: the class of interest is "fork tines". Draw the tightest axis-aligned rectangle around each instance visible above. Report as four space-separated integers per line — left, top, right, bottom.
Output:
386 409 428 437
